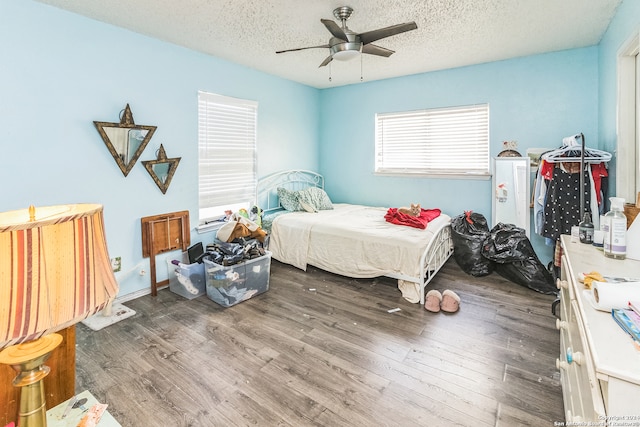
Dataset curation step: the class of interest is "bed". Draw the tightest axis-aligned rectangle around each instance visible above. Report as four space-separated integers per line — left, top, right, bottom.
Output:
256 170 454 305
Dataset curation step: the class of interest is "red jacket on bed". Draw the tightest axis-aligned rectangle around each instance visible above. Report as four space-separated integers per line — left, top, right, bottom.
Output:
385 208 441 229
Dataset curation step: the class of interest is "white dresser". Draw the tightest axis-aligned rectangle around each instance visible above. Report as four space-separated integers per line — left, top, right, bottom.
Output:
558 235 640 424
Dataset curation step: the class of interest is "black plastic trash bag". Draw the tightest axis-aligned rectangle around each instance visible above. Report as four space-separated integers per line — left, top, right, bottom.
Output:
494 261 556 295
450 211 495 277
481 223 556 294
481 223 534 263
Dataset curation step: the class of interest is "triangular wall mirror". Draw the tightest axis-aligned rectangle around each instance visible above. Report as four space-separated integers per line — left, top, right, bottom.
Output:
94 104 157 177
142 144 181 194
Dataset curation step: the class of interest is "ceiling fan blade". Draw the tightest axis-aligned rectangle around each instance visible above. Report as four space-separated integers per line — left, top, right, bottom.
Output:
319 55 333 67
359 22 417 45
276 44 330 54
321 19 348 41
362 44 395 57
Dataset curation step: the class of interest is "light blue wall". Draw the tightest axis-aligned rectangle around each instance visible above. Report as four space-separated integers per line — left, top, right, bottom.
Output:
598 0 640 197
318 48 599 264
3 0 633 297
0 0 319 297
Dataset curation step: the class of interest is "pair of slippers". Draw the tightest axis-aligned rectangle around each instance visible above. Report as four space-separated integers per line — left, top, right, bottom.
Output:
425 290 460 313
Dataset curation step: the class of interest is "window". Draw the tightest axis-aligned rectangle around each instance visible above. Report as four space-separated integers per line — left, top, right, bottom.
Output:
198 91 258 227
375 103 490 177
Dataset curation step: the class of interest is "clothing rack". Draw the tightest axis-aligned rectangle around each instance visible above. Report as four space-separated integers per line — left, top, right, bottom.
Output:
579 133 585 220
541 133 611 219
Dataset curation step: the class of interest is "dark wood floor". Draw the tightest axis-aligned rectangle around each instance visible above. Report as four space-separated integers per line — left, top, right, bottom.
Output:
74 258 564 426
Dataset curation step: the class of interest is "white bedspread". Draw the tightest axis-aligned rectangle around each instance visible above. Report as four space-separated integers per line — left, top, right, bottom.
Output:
268 203 451 281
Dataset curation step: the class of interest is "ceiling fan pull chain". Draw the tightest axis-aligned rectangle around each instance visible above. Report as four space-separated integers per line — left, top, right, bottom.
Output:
360 55 363 81
329 62 332 82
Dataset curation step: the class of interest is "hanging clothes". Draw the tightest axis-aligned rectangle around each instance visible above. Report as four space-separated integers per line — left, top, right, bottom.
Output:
590 162 609 213
541 163 591 241
534 161 608 238
538 134 611 268
587 166 599 230
533 160 550 236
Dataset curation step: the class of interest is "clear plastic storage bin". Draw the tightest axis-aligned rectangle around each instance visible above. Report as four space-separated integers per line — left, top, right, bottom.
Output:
166 253 207 299
204 251 271 307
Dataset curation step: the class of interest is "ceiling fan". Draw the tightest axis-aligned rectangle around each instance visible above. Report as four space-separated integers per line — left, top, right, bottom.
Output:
276 6 418 67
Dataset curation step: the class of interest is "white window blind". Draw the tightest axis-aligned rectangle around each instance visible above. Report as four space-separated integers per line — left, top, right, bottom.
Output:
375 104 490 176
198 91 258 224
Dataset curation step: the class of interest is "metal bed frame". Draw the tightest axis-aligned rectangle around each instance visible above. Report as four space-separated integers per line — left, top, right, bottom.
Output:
256 170 454 305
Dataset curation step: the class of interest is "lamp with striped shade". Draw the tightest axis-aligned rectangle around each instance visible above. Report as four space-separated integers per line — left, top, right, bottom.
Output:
0 204 119 427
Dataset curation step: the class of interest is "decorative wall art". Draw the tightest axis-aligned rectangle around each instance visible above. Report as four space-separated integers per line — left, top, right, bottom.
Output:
142 144 181 194
94 104 157 176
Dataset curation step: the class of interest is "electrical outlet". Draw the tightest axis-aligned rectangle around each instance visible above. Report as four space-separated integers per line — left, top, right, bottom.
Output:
111 257 121 272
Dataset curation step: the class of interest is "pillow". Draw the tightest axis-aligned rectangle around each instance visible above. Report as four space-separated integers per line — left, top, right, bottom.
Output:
277 187 301 211
297 187 333 211
299 200 318 213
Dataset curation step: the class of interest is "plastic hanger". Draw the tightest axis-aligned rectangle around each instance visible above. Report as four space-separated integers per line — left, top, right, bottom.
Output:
541 134 612 163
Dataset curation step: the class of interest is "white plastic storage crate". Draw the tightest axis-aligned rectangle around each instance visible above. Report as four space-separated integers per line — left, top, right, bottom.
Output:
166 253 207 299
203 251 271 307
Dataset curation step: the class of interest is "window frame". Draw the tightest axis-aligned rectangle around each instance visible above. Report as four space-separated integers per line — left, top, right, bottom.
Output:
374 103 490 179
616 30 639 203
197 91 258 231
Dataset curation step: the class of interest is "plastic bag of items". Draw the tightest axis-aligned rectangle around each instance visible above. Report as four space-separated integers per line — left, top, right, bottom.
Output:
481 223 556 294
450 211 495 277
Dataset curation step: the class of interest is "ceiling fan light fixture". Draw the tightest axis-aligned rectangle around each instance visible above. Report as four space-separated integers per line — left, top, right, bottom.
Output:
333 49 360 61
275 6 417 68
330 41 361 61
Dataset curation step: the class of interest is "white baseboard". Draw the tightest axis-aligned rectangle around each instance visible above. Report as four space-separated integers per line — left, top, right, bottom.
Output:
114 284 168 304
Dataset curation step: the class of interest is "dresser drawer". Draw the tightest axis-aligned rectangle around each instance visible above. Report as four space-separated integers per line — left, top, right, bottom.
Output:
558 303 591 422
557 319 577 418
570 300 605 421
558 254 605 423
559 257 575 301
558 298 606 422
559 235 640 423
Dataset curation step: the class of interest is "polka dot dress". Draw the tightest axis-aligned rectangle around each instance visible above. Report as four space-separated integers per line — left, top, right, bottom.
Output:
542 165 591 241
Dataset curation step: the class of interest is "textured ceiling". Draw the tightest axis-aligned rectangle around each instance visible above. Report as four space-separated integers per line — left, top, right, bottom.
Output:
36 0 622 89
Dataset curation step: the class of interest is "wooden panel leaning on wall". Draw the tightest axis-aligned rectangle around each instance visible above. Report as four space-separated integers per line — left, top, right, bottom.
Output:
141 210 190 296
0 326 76 426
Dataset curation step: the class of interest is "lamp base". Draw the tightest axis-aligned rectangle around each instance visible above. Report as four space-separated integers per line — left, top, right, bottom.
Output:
0 333 63 427
81 302 136 331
